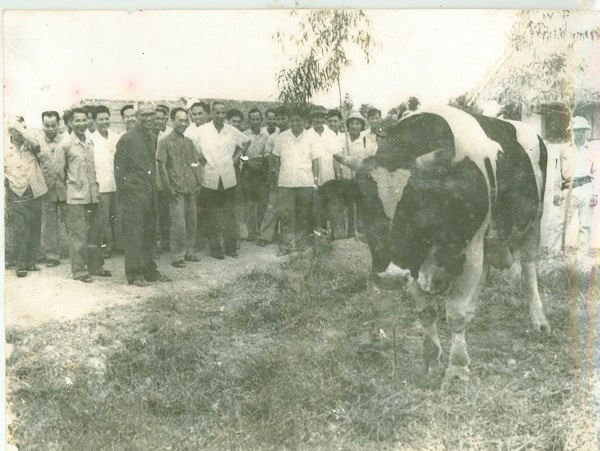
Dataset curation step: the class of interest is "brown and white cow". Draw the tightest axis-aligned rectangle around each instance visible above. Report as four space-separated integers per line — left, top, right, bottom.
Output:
333 106 550 384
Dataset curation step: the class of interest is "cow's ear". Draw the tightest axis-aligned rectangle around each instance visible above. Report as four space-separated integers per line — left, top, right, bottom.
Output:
360 156 379 173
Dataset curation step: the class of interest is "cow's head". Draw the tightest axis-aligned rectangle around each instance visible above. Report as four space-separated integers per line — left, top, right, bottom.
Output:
350 113 490 293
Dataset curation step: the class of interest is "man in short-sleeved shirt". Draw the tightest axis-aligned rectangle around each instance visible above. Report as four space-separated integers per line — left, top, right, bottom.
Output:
306 106 344 239
242 108 270 241
157 107 200 267
192 101 249 258
37 111 67 266
91 105 120 258
154 104 173 252
271 110 320 255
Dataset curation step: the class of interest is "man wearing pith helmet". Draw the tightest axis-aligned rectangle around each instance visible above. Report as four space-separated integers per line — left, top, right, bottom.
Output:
552 116 597 256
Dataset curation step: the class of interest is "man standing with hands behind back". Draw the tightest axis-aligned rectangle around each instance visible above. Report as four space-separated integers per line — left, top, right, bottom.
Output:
115 101 171 286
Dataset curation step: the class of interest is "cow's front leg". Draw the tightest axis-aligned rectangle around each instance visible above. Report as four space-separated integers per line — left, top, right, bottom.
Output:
443 225 488 386
408 280 442 375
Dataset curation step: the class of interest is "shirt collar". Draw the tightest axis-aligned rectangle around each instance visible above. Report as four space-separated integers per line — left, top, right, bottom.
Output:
44 133 62 144
70 132 88 146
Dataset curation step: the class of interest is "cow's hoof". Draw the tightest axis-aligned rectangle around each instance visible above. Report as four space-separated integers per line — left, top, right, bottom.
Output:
442 365 470 389
531 320 551 334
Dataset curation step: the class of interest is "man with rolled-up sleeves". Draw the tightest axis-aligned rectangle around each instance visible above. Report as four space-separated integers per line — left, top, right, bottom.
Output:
115 101 171 286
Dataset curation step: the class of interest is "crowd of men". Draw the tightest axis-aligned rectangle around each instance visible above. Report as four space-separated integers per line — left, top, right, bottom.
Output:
4 100 384 286
5 99 598 286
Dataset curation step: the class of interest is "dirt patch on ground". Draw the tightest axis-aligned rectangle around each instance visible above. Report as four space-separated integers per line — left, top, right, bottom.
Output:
4 242 284 329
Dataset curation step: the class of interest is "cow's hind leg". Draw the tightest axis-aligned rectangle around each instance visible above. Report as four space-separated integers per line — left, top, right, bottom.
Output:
522 260 550 333
521 223 550 333
408 281 442 375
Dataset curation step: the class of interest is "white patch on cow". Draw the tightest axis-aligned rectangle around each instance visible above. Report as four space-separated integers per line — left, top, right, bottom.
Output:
421 106 502 181
370 167 411 220
377 263 412 284
505 120 544 200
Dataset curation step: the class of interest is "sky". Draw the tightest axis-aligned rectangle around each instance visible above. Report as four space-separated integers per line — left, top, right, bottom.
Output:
4 9 517 128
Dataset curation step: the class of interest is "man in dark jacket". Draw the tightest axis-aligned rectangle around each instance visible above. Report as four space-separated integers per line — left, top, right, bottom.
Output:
114 101 171 287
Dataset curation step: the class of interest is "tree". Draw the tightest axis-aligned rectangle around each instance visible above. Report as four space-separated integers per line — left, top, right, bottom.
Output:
274 10 377 114
341 93 354 117
486 11 600 128
359 103 374 119
449 93 483 116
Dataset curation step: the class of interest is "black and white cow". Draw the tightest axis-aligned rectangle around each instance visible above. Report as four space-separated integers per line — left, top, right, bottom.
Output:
334 105 550 383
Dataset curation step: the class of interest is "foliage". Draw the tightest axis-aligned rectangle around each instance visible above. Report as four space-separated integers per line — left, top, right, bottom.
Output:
359 103 375 118
449 93 484 116
342 93 354 118
274 10 377 106
488 10 600 120
385 96 421 123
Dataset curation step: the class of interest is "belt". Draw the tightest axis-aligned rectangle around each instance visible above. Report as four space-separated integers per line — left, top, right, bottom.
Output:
562 176 592 191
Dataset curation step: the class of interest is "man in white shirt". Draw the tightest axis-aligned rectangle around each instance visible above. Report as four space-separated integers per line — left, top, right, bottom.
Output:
192 101 249 259
335 111 377 237
184 99 210 251
306 106 345 239
91 105 120 258
155 104 173 252
552 116 597 256
257 106 289 247
271 109 320 255
184 100 210 139
362 107 382 156
262 108 279 136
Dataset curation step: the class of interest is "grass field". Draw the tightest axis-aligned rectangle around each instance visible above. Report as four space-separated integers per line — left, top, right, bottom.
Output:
5 240 599 450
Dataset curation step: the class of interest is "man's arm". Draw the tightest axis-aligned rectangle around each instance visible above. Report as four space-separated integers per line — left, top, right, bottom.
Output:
158 161 177 199
54 142 68 185
114 136 127 197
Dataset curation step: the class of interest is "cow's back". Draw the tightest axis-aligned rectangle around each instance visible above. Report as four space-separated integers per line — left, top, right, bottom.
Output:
472 116 547 256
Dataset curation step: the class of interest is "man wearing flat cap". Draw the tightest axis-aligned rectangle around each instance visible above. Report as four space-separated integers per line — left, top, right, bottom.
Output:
552 116 597 256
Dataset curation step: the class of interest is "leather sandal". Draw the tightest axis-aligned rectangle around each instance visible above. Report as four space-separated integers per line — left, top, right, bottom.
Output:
171 260 186 268
91 269 112 277
77 275 93 283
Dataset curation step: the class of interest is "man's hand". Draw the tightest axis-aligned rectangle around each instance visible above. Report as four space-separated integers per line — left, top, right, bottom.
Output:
591 194 598 207
553 194 561 207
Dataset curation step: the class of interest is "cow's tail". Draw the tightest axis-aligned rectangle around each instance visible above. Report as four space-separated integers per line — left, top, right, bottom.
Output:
538 136 548 205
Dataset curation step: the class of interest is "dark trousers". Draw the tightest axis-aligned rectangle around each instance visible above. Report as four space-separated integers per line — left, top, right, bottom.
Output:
97 192 116 254
278 187 314 252
157 190 171 250
316 184 347 240
41 195 69 260
241 166 269 240
122 196 158 283
201 180 237 255
5 188 42 270
66 203 104 278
